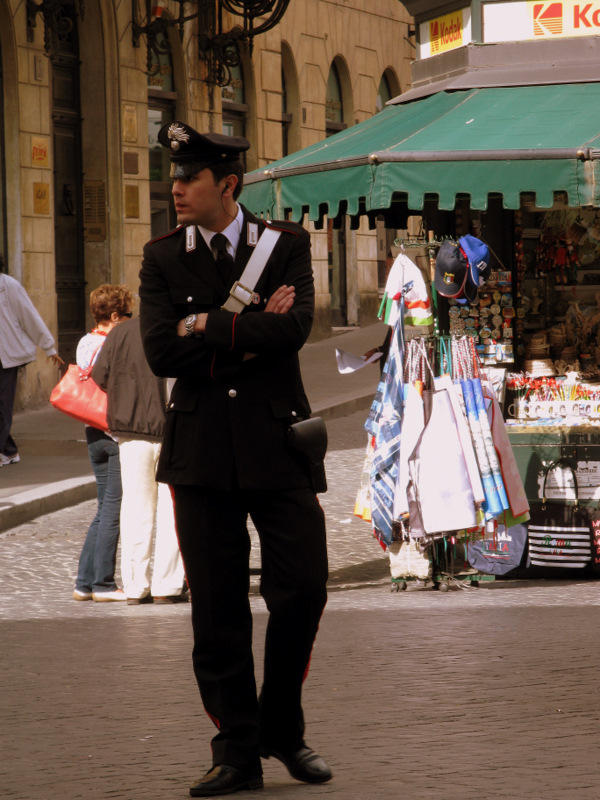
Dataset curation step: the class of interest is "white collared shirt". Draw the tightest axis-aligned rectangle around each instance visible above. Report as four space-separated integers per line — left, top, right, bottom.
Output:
197 204 244 259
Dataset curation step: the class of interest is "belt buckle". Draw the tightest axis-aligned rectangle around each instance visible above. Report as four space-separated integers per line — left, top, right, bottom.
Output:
230 281 253 306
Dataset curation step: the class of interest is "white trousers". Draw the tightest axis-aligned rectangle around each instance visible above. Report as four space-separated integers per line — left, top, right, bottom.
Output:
118 438 185 598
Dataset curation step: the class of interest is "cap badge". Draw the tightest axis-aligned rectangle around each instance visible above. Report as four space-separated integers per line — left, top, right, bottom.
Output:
443 273 455 285
168 123 190 152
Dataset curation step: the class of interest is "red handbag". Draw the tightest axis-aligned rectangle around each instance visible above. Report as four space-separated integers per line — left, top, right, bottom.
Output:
50 348 108 430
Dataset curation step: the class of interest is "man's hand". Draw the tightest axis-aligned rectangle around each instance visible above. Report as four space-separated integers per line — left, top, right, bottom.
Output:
265 285 295 314
48 353 65 367
176 285 294 338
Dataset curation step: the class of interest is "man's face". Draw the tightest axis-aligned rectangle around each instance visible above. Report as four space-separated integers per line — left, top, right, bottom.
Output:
171 168 228 229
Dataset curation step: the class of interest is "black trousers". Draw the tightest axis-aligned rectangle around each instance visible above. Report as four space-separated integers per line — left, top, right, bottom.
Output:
172 484 328 771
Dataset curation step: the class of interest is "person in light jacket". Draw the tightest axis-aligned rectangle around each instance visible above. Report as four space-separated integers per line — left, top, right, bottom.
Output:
0 254 64 466
92 316 186 605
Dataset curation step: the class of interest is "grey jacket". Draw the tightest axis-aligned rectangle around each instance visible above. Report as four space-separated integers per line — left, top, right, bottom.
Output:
91 317 166 442
0 273 57 368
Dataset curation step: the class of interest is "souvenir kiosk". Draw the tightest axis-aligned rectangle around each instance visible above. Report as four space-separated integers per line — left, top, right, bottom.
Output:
360 197 600 587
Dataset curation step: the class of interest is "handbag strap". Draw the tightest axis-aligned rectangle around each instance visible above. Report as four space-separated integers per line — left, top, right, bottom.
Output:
221 227 281 312
78 343 105 380
542 457 579 507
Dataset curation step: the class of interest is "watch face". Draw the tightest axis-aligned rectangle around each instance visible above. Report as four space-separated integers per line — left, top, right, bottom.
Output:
185 314 195 325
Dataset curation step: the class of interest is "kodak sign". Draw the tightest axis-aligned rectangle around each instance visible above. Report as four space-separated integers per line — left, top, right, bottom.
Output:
430 9 464 54
419 7 471 58
484 1 600 42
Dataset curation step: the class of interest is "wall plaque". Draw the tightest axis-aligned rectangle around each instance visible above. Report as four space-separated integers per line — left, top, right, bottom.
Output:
125 185 140 218
83 180 107 241
33 183 50 215
123 104 138 143
31 136 49 167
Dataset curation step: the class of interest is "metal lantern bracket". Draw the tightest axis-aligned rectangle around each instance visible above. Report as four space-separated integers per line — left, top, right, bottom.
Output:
27 0 83 55
131 0 290 85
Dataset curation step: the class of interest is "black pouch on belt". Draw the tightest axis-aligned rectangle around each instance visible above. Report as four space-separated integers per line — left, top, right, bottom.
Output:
287 416 328 493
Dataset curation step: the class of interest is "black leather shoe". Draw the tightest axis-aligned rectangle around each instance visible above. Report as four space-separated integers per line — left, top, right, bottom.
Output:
189 764 263 797
260 746 332 784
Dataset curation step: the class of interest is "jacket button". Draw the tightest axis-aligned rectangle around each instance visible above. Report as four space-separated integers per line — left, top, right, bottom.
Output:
187 296 193 302
291 410 297 416
228 389 237 398
169 402 175 409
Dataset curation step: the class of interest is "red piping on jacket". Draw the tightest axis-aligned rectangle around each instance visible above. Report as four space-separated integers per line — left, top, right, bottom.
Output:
229 313 238 351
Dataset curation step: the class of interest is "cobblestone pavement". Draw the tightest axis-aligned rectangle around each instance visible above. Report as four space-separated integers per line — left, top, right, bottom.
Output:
2 411 600 800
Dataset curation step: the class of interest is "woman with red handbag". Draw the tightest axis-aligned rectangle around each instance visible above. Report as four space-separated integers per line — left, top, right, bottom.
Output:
72 284 133 603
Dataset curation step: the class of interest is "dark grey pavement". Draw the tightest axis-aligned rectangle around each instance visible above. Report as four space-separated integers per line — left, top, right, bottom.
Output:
2 322 600 799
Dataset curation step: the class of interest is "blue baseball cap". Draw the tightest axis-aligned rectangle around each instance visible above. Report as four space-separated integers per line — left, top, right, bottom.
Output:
459 235 491 289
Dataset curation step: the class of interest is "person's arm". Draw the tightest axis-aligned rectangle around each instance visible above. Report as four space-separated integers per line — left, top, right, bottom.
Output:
202 229 314 357
14 282 59 358
90 336 112 391
140 228 314 379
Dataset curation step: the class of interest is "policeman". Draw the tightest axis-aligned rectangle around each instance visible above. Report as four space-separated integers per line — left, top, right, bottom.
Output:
139 121 331 798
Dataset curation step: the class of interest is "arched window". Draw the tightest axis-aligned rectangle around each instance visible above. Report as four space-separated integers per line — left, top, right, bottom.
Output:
376 73 391 113
147 28 178 237
325 63 345 136
282 67 290 157
281 42 300 157
0 39 5 261
222 60 247 138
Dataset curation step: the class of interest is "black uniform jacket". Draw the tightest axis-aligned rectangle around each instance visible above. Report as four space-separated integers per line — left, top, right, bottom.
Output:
139 205 319 491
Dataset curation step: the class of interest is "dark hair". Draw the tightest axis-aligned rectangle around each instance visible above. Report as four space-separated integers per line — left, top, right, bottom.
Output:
89 284 133 324
210 159 245 200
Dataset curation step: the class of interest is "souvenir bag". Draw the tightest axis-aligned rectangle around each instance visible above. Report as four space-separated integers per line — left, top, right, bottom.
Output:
527 459 592 569
407 340 482 536
50 346 108 430
465 520 528 575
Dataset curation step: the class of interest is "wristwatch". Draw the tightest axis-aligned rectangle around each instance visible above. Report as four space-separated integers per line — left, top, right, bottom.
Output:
184 314 198 337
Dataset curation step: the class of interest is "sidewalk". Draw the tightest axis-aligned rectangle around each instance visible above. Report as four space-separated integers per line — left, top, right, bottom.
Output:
0 322 386 533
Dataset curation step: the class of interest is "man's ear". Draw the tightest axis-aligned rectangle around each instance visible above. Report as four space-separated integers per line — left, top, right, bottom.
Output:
222 175 238 196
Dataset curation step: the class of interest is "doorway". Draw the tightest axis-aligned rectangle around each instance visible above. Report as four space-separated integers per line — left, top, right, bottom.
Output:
52 4 85 365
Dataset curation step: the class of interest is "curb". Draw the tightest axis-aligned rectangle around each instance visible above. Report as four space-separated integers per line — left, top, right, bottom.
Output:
0 392 376 536
0 477 97 536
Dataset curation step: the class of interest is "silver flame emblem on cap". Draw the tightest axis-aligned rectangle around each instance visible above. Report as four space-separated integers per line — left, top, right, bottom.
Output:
167 123 190 152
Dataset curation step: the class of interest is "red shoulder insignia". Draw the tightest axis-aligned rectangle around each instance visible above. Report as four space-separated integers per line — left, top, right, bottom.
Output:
261 219 302 237
147 225 184 245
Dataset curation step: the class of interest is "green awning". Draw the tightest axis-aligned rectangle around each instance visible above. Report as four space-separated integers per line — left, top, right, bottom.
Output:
241 84 600 223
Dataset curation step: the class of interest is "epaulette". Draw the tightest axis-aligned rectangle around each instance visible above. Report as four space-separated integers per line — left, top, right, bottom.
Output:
147 224 185 245
261 219 302 237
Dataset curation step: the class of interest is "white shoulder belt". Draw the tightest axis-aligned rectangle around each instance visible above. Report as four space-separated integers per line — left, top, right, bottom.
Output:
221 227 281 313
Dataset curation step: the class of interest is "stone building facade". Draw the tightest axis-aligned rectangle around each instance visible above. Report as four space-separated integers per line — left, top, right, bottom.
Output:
0 0 413 408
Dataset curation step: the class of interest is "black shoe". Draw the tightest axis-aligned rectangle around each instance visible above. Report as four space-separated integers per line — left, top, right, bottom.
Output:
189 764 263 797
127 595 153 605
154 594 189 604
260 745 332 784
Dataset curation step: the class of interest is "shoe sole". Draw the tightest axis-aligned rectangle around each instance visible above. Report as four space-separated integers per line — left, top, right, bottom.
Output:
154 596 189 604
73 592 93 601
92 594 128 602
260 750 332 784
190 776 263 797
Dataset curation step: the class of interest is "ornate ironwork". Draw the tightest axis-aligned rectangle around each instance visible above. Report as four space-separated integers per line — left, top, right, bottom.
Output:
27 0 83 55
199 0 290 86
132 0 290 85
132 0 201 75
